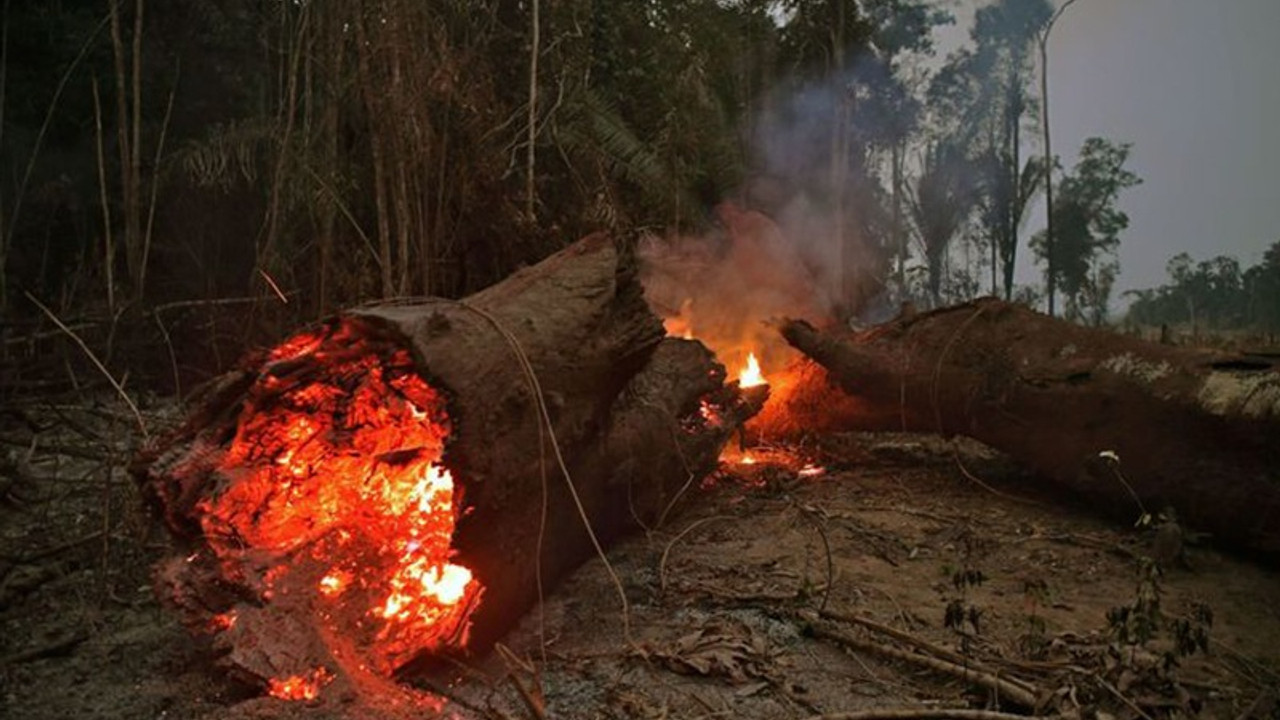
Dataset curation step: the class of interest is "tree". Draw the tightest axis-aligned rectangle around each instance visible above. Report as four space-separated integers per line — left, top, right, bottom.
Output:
760 0 946 314
1127 246 1275 339
908 138 975 305
969 0 1053 301
1037 0 1083 317
1244 241 1280 338
1031 137 1141 323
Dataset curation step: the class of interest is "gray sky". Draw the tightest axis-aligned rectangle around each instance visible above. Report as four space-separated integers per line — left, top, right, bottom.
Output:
941 0 1280 293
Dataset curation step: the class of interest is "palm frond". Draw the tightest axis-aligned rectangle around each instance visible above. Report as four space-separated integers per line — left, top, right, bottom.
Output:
172 117 275 189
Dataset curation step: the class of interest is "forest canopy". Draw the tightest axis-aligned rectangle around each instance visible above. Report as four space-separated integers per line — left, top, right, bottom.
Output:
1 0 1263 396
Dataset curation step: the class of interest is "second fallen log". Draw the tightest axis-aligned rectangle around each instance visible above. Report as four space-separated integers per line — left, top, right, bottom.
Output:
782 298 1280 558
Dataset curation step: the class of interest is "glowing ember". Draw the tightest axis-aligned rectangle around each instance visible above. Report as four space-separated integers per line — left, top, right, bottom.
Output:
318 571 350 597
738 352 765 388
267 668 333 701
699 399 723 428
740 454 757 465
209 611 237 632
798 463 825 478
197 320 484 687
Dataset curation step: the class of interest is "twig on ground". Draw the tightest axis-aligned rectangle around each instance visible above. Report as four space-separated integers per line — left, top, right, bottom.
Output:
803 615 1041 709
950 446 1037 507
659 515 734 593
496 643 546 720
864 585 916 630
10 529 106 563
1016 532 1138 561
817 609 1009 684
1093 675 1157 720
1212 637 1280 687
803 709 1059 720
1 630 89 665
0 435 110 461
795 503 835 612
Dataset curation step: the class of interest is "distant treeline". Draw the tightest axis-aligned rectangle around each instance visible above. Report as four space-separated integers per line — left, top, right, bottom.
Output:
1124 242 1280 338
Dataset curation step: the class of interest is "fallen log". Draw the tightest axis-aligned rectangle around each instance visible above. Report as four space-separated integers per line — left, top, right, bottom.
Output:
781 298 1280 558
136 233 764 700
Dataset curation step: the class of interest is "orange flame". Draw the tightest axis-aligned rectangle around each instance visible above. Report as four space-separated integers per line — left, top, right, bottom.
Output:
738 352 765 388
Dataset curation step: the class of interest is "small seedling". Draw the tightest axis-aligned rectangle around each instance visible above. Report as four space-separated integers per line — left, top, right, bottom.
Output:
941 527 988 654
1018 577 1050 659
1106 556 1214 675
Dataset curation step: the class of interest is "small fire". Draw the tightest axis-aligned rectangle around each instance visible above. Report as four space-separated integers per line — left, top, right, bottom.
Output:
267 667 333 701
738 352 765 388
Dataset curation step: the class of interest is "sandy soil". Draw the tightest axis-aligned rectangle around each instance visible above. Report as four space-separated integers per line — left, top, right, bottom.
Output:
3 405 1279 719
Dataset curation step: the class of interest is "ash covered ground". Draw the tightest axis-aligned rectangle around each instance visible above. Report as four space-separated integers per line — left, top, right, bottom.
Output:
4 399 1280 720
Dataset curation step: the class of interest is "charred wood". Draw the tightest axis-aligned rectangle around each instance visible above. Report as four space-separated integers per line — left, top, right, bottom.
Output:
782 298 1280 559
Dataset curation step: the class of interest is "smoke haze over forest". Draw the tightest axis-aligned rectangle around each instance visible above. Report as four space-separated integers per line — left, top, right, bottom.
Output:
939 0 1280 296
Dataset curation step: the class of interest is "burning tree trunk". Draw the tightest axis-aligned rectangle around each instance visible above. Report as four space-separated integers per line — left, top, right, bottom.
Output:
782 298 1280 558
137 233 764 700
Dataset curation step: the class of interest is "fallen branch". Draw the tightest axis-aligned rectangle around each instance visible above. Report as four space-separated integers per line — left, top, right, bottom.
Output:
496 643 546 720
817 609 1030 692
12 529 107 564
803 614 1041 709
1 630 89 665
802 709 1059 720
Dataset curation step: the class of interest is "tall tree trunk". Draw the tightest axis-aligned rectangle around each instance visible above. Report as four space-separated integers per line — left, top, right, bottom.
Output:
0 0 7 313
353 8 394 298
1040 34 1056 317
1000 74 1021 302
892 139 904 293
1040 0 1080 318
525 0 539 221
92 79 115 314
832 2 850 313
314 17 341 315
128 0 144 295
393 158 412 296
108 0 137 296
260 3 307 287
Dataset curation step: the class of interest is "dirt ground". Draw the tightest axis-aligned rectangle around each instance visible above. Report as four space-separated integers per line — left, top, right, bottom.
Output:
3 401 1279 719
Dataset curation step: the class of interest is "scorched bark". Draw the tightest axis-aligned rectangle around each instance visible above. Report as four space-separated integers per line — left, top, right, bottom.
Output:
137 233 762 694
782 298 1280 558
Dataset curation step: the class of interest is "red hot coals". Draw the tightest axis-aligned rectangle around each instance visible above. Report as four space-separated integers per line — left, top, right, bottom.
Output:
161 320 481 697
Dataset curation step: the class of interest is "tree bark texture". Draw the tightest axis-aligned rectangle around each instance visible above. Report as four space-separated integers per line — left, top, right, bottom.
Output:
782 298 1280 557
136 233 763 689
